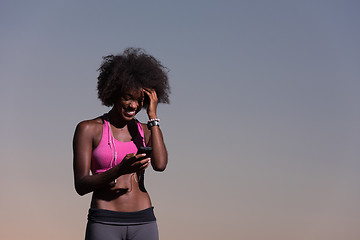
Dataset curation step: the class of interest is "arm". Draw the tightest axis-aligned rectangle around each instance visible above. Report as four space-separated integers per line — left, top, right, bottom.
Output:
148 125 168 171
143 88 168 172
73 120 150 196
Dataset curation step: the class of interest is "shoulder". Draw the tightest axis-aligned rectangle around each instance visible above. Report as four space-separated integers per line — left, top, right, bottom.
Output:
74 116 103 138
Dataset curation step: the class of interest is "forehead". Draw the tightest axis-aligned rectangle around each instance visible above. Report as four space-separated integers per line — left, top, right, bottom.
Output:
121 87 142 97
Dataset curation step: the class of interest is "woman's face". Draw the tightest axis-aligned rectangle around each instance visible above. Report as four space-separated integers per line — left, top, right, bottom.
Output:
114 88 144 121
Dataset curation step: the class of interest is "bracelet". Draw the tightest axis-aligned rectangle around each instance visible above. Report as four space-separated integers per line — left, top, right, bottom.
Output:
147 119 160 128
149 118 160 122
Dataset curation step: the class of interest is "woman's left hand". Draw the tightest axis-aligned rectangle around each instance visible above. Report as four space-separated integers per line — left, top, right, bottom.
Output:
143 88 158 119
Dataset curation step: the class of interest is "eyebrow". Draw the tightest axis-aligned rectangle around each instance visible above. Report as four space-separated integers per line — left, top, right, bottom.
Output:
123 93 143 99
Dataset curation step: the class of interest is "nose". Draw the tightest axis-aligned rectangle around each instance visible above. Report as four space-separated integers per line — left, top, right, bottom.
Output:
129 100 138 109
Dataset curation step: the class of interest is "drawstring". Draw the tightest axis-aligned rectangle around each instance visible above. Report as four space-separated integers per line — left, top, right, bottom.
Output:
106 115 117 186
107 120 117 168
105 114 136 190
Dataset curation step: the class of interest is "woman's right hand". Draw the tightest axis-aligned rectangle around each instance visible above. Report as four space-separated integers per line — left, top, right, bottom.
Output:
117 153 150 175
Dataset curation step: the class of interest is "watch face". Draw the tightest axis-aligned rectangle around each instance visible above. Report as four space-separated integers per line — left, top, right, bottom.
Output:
147 120 160 128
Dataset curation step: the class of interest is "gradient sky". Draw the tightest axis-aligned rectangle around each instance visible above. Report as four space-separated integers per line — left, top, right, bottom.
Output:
1 1 360 239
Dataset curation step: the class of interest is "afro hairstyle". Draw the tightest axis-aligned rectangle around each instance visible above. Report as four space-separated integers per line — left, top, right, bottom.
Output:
97 47 170 108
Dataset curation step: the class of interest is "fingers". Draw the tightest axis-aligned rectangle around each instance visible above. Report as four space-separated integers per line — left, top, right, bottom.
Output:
134 153 147 160
132 154 150 167
143 88 158 119
132 158 150 172
138 158 151 170
121 153 150 173
125 153 144 161
142 88 158 101
142 88 155 94
125 153 136 159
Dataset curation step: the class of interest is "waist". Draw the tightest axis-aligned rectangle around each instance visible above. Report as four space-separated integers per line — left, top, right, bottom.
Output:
91 173 151 212
88 207 156 225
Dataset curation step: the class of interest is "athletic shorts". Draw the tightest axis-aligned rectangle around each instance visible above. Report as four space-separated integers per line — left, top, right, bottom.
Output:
85 207 158 240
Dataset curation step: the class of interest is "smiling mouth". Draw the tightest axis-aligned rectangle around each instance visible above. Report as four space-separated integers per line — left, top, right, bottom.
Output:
124 110 136 117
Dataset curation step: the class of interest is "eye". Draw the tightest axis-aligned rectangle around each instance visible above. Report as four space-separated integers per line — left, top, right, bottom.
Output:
122 95 132 101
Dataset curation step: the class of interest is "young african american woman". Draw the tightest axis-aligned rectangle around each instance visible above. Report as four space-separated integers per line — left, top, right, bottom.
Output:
73 48 170 240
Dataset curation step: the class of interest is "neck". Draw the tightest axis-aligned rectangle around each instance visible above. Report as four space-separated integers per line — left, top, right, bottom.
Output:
108 108 129 128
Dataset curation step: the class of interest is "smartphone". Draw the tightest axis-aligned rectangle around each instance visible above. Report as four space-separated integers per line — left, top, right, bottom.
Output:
136 147 152 193
137 146 152 158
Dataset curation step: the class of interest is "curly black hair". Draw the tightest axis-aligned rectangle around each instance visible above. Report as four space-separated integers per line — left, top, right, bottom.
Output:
97 48 170 108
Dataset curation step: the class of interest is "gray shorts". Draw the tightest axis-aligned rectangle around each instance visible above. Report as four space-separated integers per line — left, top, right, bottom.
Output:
85 207 159 240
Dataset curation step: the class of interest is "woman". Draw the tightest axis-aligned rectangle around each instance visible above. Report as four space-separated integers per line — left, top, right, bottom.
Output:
73 48 170 240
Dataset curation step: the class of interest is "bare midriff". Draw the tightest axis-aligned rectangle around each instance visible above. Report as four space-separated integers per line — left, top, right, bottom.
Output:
90 173 152 212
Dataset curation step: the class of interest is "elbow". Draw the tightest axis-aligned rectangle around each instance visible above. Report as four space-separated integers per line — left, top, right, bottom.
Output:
151 151 168 171
75 185 86 196
74 181 89 196
153 166 166 172
76 189 87 196
152 160 167 172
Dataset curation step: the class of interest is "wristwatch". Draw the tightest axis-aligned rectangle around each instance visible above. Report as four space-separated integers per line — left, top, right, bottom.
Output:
147 119 160 128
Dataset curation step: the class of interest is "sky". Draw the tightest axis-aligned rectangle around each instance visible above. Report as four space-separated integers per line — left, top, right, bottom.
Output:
1 0 360 239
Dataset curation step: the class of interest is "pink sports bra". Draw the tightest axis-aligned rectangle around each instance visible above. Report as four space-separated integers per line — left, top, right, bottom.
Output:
91 114 146 175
